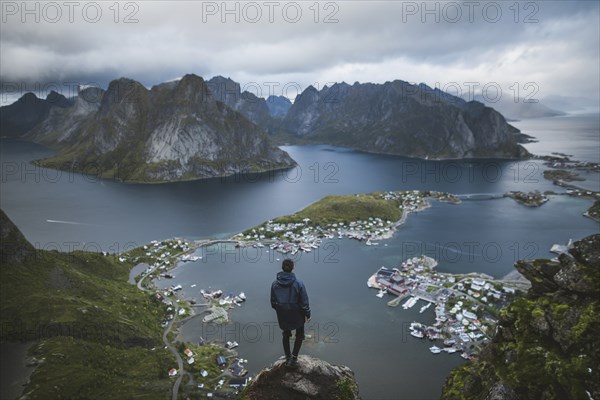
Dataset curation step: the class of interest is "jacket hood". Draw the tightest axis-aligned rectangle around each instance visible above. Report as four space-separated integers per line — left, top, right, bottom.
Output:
276 271 296 287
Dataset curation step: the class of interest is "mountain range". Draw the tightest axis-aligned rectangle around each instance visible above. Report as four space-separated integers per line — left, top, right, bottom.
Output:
7 75 295 182
279 81 529 159
1 74 532 182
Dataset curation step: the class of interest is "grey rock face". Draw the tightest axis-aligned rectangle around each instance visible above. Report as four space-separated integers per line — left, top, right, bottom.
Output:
243 355 360 400
207 76 272 128
266 95 292 118
281 81 528 159
32 74 295 182
29 87 105 145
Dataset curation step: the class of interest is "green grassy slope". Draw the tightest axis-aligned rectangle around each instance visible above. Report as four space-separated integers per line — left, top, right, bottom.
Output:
1 210 174 399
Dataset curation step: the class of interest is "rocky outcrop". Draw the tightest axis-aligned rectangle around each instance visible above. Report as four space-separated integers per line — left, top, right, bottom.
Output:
207 76 272 128
30 74 295 182
242 355 360 400
0 209 34 264
280 81 529 159
28 87 105 145
0 91 72 137
441 234 600 400
266 95 292 118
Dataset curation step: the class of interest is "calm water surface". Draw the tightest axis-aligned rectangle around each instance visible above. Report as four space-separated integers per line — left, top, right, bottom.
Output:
1 113 598 399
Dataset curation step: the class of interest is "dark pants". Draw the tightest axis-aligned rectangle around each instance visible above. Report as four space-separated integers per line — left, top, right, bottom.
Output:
282 326 305 358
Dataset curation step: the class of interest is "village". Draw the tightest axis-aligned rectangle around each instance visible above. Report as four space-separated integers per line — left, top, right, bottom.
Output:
367 256 529 359
114 188 536 397
118 238 253 397
233 190 461 254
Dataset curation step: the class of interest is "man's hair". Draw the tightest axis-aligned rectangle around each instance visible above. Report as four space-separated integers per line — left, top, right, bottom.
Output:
282 259 294 272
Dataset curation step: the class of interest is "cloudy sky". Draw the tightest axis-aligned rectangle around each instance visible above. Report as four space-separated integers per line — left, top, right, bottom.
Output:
1 0 599 106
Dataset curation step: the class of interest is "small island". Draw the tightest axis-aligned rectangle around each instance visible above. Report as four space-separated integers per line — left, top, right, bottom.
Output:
543 169 585 182
504 190 549 207
233 190 461 252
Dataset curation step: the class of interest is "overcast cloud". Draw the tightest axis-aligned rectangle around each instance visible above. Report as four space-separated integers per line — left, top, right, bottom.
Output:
1 0 598 106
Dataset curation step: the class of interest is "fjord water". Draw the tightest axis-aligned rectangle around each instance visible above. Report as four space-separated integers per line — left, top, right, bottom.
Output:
1 113 598 399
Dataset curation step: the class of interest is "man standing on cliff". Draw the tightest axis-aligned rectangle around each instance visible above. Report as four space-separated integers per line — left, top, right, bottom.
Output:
271 259 311 368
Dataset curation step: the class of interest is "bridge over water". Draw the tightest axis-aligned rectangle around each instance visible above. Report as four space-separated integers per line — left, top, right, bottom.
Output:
457 193 506 201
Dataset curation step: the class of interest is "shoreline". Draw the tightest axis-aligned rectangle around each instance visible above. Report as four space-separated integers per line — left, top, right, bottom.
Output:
367 256 530 359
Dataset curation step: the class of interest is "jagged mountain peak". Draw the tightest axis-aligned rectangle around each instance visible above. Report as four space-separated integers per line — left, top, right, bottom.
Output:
266 95 292 118
29 74 295 182
281 79 527 159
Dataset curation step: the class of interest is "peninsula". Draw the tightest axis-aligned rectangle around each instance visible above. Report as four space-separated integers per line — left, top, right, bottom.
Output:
233 190 461 252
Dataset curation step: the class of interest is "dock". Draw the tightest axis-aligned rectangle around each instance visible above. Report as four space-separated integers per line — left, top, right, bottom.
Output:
387 293 409 307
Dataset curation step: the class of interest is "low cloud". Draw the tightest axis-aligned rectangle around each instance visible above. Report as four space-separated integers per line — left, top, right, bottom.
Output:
1 1 598 105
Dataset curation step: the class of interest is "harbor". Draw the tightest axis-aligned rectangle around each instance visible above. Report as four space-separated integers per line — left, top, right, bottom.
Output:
368 256 529 358
233 190 461 255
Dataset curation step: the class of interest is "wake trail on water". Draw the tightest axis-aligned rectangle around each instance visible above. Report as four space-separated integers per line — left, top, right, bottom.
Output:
46 219 99 227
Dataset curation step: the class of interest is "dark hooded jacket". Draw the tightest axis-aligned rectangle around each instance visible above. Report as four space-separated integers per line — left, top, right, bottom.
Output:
271 271 310 331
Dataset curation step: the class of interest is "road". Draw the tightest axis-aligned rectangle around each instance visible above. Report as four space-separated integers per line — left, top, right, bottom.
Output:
133 239 239 399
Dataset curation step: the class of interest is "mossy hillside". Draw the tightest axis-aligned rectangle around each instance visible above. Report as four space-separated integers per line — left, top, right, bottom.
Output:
441 234 600 400
25 337 172 400
244 193 404 238
177 342 226 383
286 193 403 223
1 249 165 346
1 210 175 399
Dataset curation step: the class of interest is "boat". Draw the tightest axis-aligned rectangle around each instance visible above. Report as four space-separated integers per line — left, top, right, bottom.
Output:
376 288 387 298
429 346 442 354
172 284 183 291
550 238 573 255
181 254 200 262
443 347 458 353
402 296 418 309
419 302 432 313
410 322 424 329
410 330 424 338
225 341 239 349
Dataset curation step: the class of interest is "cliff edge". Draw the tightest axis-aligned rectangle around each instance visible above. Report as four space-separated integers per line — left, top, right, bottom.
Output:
441 234 600 400
242 355 360 400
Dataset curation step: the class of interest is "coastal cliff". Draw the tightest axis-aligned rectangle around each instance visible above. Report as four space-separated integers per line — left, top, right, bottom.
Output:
28 74 295 182
280 81 529 159
242 355 360 400
441 234 600 400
